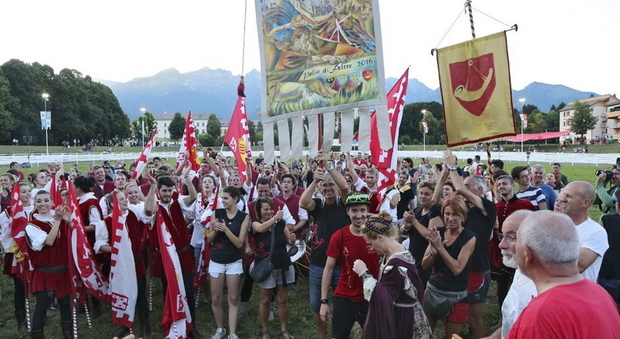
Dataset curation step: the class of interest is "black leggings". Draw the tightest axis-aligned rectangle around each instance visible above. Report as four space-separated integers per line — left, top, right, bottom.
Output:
240 262 254 303
13 277 26 312
32 292 71 331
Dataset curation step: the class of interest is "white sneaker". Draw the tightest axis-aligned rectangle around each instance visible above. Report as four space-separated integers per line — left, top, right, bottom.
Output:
228 335 240 339
211 328 226 339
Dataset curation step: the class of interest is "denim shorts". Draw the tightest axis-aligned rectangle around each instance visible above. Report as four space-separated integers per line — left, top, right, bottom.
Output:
309 264 340 312
250 263 295 290
208 259 243 278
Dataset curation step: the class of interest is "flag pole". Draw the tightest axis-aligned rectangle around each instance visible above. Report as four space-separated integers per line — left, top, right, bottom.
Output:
466 0 476 39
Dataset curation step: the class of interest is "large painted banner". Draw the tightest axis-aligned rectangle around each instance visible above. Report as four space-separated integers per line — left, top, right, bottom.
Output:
255 0 387 121
437 31 516 147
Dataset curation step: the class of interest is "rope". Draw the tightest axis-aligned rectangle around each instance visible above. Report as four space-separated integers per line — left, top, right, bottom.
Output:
472 6 514 29
241 0 248 76
25 293 31 332
432 7 465 54
466 0 476 39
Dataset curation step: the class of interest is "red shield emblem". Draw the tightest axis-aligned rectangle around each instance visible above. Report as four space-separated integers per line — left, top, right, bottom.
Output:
449 53 496 116
362 70 374 81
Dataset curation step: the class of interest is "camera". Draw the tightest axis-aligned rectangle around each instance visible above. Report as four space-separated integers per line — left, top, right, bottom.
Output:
595 170 613 182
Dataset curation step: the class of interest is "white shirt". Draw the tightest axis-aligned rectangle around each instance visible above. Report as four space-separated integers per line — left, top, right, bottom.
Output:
501 269 537 339
575 218 609 282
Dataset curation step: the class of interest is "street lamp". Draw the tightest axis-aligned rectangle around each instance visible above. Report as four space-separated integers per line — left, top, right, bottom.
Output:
421 109 428 152
140 107 146 147
519 98 526 152
42 93 50 155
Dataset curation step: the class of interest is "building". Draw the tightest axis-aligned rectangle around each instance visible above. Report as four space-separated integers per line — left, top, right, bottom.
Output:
150 113 229 141
605 99 620 142
559 94 618 145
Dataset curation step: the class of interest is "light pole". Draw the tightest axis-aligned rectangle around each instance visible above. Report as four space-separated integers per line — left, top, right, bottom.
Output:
140 107 146 147
421 109 428 152
519 98 526 152
42 93 50 155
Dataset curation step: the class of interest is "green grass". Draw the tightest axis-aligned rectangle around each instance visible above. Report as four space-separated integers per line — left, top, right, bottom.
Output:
0 149 613 338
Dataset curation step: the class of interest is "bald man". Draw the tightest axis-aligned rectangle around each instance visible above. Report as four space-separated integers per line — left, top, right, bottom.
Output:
507 211 619 338
554 181 609 282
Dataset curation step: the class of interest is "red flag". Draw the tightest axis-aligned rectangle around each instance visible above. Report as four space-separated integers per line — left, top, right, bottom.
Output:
223 96 252 183
157 211 193 338
194 186 219 290
177 111 201 171
67 184 110 302
132 129 158 179
110 194 138 328
9 183 33 281
49 173 63 209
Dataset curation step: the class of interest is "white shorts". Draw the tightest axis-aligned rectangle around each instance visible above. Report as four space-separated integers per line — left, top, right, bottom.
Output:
208 259 243 278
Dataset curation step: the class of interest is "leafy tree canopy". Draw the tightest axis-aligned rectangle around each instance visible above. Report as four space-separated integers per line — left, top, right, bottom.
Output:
168 113 186 140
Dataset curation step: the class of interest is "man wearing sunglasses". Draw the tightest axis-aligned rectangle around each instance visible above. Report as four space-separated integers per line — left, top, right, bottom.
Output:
300 158 351 339
319 192 379 339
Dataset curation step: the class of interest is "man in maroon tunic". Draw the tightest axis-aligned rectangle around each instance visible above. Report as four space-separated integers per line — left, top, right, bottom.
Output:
144 174 202 338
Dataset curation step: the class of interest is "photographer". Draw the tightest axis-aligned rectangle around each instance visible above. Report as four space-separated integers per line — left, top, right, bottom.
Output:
595 164 620 216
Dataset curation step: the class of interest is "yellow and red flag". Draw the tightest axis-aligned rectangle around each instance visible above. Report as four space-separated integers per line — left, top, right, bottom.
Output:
437 31 516 146
177 111 201 171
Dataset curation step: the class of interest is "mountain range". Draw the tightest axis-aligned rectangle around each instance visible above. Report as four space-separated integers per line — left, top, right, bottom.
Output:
100 68 599 121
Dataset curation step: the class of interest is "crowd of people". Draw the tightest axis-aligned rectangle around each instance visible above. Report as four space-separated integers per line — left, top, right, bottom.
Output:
0 149 619 339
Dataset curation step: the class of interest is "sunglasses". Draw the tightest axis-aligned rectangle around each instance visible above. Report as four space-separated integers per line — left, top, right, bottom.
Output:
345 193 370 204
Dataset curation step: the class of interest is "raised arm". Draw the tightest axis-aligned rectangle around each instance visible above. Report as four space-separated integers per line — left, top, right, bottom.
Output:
181 164 197 206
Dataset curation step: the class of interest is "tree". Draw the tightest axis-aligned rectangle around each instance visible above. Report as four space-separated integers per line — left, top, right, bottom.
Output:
569 101 597 138
207 113 221 138
522 104 538 114
401 101 444 144
248 120 257 145
131 112 156 141
0 69 15 142
168 113 186 140
546 110 559 132
527 111 547 133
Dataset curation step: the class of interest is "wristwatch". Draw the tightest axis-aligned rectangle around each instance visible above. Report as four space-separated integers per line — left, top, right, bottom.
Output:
320 298 329 304
448 166 457 171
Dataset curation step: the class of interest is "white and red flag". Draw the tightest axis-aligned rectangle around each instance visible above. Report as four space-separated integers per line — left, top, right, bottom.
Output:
194 186 219 290
67 183 110 302
370 68 410 192
519 114 528 129
109 194 137 328
223 96 252 183
177 111 201 171
9 183 33 281
132 129 158 179
157 211 193 338
423 121 429 134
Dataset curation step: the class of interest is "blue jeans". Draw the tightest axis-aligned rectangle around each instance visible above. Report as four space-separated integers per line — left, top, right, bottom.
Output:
309 264 340 312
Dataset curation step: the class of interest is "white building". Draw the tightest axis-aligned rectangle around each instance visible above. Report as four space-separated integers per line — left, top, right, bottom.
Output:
559 94 618 144
604 99 620 142
150 113 229 141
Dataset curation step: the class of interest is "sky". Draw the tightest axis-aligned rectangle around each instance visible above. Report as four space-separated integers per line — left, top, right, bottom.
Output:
1 0 618 97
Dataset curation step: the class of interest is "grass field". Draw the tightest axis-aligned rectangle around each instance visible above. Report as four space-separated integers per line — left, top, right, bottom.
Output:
0 149 614 338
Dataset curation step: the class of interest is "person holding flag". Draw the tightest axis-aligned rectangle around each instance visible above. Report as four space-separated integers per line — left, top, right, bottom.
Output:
144 163 202 338
26 191 74 339
106 191 150 339
0 182 34 331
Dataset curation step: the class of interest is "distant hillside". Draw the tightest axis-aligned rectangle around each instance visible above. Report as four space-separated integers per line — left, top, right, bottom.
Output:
105 68 599 120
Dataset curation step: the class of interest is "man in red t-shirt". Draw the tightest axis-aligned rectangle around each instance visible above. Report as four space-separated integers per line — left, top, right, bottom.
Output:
319 192 380 339
508 211 620 338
